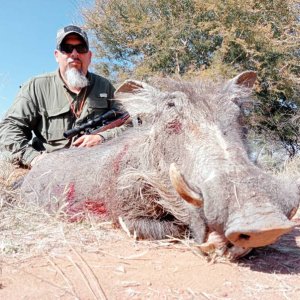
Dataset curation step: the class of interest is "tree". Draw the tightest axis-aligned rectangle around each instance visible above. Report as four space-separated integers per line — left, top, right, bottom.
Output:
81 0 300 154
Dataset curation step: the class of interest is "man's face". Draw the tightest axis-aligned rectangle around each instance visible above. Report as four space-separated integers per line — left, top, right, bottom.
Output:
54 34 92 77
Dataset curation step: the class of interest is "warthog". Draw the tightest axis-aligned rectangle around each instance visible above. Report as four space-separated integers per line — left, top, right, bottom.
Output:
21 71 300 259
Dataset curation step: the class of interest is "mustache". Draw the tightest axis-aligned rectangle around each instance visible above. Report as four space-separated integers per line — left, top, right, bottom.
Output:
67 58 82 64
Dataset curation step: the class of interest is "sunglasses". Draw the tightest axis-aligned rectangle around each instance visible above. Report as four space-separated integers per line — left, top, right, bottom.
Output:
59 43 88 54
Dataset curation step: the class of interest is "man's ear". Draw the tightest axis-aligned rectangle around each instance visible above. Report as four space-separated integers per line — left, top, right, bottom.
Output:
54 49 59 63
88 50 92 61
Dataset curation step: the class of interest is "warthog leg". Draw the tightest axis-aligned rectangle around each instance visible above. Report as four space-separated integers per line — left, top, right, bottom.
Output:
119 217 188 240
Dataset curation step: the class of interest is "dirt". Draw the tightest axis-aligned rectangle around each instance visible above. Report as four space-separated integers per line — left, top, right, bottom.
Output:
1 217 300 300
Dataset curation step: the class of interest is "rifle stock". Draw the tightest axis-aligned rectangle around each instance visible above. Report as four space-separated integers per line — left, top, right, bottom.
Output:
90 113 130 135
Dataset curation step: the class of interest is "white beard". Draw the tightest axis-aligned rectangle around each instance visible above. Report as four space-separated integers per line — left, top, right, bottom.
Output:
65 67 89 89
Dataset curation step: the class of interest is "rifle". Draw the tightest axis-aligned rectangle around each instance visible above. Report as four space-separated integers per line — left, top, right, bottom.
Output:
63 110 130 139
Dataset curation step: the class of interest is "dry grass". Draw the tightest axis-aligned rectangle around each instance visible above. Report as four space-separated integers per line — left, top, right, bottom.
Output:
0 160 122 259
275 155 300 178
0 196 122 258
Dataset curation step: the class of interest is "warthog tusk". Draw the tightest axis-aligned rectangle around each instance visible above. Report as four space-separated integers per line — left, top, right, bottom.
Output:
169 163 203 207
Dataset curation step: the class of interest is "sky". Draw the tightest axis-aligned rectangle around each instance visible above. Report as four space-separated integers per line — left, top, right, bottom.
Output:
0 0 90 118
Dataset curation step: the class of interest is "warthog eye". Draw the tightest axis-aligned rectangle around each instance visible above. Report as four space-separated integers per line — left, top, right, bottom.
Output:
227 242 234 249
167 102 175 107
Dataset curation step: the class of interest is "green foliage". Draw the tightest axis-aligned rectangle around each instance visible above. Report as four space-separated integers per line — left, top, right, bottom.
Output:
82 0 300 154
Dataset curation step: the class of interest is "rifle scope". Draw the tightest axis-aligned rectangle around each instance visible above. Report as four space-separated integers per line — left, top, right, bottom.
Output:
63 110 118 139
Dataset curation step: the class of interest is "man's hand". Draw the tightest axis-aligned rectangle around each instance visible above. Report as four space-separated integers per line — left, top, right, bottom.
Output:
72 134 104 148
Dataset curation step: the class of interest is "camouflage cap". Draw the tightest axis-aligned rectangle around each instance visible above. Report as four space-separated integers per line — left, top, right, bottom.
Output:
56 25 89 50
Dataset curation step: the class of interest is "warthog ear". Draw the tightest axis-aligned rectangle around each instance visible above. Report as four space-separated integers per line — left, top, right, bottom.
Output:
169 163 203 207
226 71 257 107
231 71 257 88
114 80 159 117
115 80 146 94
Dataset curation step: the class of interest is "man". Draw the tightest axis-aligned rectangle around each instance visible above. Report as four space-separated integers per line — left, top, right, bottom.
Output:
0 25 125 167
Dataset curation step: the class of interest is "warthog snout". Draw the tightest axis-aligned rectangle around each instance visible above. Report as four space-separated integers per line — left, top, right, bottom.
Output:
226 225 294 248
225 203 295 248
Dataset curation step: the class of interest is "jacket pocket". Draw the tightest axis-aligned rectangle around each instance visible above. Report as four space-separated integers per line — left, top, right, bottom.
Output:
87 96 109 118
42 105 72 142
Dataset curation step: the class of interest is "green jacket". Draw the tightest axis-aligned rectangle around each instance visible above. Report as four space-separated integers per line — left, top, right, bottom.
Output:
0 70 125 166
